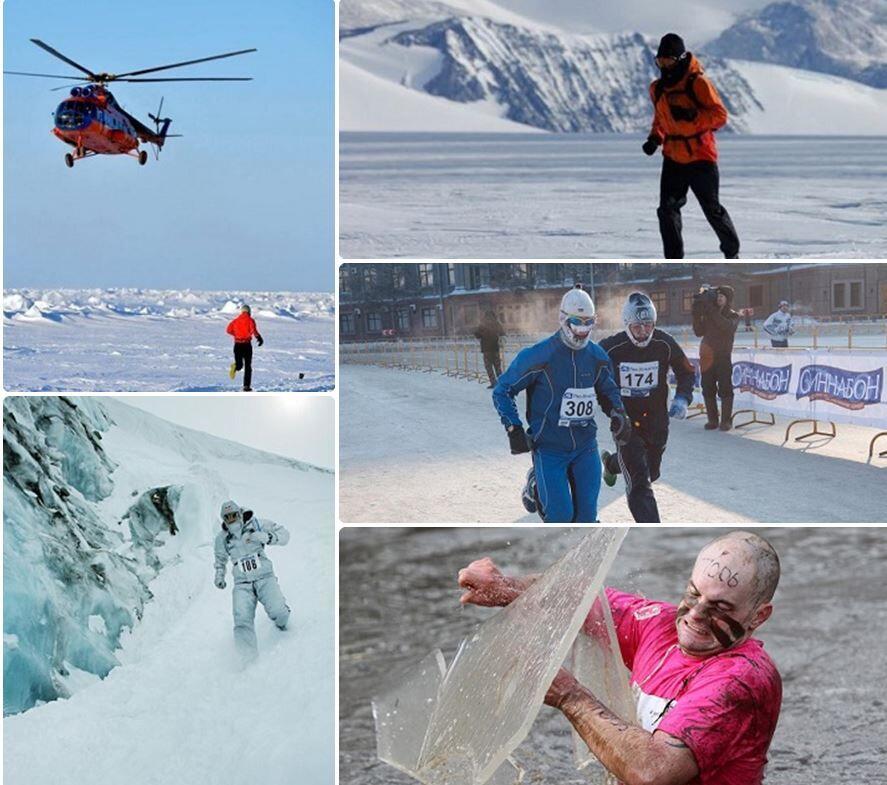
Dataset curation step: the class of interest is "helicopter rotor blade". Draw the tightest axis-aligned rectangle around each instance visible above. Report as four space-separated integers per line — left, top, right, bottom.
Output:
113 48 256 79
117 77 253 82
50 82 91 92
30 39 97 79
3 70 86 79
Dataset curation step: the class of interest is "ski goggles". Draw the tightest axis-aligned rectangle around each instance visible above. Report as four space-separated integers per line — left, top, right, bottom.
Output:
565 315 596 328
223 511 240 523
655 55 679 68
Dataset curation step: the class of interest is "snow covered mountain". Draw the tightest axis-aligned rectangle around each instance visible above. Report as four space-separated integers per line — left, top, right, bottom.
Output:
706 0 887 88
3 397 333 785
340 0 886 134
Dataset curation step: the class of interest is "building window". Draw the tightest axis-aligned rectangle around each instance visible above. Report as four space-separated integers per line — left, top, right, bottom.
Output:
748 284 763 308
833 281 863 310
469 265 490 290
513 263 529 283
650 290 668 317
339 267 351 294
340 313 355 334
421 307 439 328
363 266 377 291
392 265 406 290
395 308 410 331
419 263 435 288
447 263 456 287
682 289 694 313
367 312 382 332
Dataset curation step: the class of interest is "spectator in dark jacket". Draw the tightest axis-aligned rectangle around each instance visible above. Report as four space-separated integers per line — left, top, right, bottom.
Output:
692 285 739 431
474 310 505 388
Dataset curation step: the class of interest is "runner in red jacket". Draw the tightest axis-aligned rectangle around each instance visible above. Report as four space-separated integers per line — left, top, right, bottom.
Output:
643 33 740 259
226 305 263 392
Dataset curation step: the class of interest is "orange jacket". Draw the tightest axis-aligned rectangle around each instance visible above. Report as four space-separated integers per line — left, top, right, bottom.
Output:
226 312 260 343
649 56 728 164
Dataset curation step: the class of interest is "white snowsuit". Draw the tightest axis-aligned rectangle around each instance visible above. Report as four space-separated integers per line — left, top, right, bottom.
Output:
214 514 291 659
762 310 794 346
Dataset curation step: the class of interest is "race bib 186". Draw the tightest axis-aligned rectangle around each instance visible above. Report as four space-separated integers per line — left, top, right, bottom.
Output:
237 554 261 574
558 387 595 427
619 361 659 398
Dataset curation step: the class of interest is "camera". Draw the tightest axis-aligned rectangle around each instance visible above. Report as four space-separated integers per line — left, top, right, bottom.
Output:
693 285 720 306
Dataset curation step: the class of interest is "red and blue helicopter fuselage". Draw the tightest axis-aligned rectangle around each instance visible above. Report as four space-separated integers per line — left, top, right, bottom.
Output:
52 85 139 154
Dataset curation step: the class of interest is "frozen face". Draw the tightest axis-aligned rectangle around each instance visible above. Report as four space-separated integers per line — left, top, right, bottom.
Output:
716 293 727 308
223 510 241 527
675 540 772 657
780 303 790 313
629 322 654 344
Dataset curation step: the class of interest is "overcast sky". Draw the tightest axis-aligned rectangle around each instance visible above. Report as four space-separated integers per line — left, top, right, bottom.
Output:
122 395 334 470
498 0 772 42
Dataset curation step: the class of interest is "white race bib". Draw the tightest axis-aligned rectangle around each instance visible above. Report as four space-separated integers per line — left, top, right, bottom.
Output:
558 387 595 427
619 361 659 398
236 554 262 575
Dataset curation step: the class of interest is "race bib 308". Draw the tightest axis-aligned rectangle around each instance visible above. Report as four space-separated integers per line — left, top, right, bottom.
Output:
558 387 595 427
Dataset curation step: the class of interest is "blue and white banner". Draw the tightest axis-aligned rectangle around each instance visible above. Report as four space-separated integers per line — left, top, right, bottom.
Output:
682 348 887 428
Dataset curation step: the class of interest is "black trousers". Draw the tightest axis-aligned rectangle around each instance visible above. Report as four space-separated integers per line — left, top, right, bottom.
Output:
657 158 740 259
234 342 253 389
604 428 665 523
701 354 733 402
483 351 503 386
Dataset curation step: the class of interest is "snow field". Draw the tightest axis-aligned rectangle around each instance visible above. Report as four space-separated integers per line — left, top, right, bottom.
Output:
338 364 887 523
3 400 334 785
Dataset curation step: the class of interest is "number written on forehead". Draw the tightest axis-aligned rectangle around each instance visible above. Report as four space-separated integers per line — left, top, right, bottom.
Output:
700 557 740 588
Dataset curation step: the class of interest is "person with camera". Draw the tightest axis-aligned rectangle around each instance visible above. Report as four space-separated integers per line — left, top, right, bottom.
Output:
598 292 697 523
492 285 631 523
643 34 740 259
692 285 740 431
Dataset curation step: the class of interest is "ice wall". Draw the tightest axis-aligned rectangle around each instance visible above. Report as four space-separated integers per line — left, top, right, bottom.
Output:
373 529 626 785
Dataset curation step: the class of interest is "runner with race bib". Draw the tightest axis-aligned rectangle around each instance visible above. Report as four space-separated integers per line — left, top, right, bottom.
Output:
492 285 631 523
598 292 696 523
213 500 292 662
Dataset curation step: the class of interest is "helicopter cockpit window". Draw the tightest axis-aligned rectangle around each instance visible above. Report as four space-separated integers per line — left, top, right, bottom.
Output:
55 101 90 130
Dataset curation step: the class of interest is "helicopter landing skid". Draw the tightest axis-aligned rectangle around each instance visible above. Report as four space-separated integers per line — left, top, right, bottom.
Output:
64 149 97 168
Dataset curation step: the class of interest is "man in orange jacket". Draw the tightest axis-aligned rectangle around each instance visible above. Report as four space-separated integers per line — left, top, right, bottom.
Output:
643 33 740 259
226 304 263 392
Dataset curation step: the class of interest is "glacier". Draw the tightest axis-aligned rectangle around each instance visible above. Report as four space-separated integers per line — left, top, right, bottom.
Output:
2 289 334 392
3 396 334 785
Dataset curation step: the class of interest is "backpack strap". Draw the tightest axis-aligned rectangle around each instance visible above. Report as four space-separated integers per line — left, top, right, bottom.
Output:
684 72 702 109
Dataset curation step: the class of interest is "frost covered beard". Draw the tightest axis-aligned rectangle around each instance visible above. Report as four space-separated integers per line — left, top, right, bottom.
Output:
675 532 779 657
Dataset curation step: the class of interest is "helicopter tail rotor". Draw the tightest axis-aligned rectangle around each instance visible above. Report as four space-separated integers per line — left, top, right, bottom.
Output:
148 97 173 159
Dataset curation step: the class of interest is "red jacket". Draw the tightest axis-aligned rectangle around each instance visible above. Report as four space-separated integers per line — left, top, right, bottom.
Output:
649 55 728 164
226 312 260 343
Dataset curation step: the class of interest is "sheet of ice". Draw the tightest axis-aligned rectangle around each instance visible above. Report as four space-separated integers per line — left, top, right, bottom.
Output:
339 134 887 258
339 363 887 523
3 289 334 392
372 529 626 785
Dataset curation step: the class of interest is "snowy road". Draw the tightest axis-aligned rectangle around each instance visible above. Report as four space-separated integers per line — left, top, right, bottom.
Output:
339 364 887 523
3 403 335 785
339 134 887 258
4 313 334 392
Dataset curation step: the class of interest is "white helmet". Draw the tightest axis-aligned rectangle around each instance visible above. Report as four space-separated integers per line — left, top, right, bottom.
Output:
220 500 242 525
559 286 596 350
623 292 657 348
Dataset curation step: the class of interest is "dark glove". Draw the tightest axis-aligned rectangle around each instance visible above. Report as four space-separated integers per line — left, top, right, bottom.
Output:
610 411 632 447
642 135 660 156
256 335 264 347
669 104 698 122
507 425 531 455
214 572 226 590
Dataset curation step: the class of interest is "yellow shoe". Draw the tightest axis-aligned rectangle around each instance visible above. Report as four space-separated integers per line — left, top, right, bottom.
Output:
228 363 237 380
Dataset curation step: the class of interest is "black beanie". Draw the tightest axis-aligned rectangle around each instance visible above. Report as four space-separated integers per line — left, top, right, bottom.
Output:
657 33 686 58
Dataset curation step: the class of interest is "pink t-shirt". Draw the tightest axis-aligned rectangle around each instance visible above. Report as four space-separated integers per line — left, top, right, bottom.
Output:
597 588 782 785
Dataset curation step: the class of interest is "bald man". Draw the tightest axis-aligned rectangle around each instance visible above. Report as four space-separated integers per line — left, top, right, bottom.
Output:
458 532 782 785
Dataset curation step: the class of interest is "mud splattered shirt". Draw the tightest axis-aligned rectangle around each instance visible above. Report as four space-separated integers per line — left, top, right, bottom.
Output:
603 588 782 785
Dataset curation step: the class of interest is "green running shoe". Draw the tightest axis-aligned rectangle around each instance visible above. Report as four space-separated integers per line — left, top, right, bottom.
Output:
601 450 617 487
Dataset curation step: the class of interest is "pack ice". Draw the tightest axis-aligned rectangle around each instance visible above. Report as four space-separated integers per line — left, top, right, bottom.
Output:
3 397 334 785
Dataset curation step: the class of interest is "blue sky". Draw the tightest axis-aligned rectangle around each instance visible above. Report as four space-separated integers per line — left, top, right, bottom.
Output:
3 0 333 291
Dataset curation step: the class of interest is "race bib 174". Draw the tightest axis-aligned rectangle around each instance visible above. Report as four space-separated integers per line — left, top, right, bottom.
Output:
619 361 659 398
558 387 596 427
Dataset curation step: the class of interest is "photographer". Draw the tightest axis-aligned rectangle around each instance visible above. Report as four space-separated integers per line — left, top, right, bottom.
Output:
692 285 739 431
474 309 506 388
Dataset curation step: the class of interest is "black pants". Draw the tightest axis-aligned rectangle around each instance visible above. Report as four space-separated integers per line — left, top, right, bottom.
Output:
701 354 733 402
657 158 740 259
234 342 253 389
483 351 502 386
604 429 665 523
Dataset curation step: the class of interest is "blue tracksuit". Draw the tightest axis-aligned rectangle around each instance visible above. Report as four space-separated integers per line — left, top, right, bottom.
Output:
493 332 624 523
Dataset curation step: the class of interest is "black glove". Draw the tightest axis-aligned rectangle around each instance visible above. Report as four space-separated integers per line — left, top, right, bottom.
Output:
507 425 531 455
256 335 264 347
669 104 698 122
642 135 660 156
610 411 632 447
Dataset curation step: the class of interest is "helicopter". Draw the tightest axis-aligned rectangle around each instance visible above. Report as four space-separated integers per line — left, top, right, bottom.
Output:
4 39 256 167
